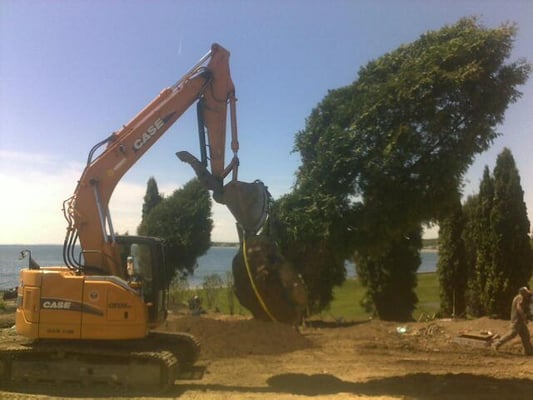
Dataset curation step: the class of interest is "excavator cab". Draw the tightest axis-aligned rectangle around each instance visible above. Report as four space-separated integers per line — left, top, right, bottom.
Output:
115 235 169 326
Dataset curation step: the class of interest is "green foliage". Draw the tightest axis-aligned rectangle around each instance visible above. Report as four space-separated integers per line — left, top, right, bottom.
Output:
168 275 190 306
437 198 468 317
202 273 224 309
355 229 422 321
283 17 529 321
486 149 532 316
224 271 235 315
296 17 530 232
138 178 213 280
468 167 495 316
491 148 533 306
465 149 533 318
138 177 163 234
461 194 482 315
267 191 351 313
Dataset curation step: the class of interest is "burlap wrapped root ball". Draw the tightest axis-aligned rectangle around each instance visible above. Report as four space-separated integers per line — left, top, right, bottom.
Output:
232 236 307 324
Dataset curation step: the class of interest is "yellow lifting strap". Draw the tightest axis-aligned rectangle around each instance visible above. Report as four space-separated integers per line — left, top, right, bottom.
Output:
242 237 277 322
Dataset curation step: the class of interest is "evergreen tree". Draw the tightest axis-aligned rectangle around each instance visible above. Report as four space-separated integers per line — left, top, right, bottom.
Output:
138 177 163 234
465 149 533 318
437 198 468 317
487 148 533 317
139 179 212 281
355 229 421 321
470 166 495 316
461 195 482 315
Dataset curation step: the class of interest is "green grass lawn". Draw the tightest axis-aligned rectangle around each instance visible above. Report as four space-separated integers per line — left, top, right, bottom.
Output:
177 272 443 321
313 272 440 322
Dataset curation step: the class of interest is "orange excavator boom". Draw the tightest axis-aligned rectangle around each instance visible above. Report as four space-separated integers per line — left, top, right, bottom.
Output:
63 43 268 279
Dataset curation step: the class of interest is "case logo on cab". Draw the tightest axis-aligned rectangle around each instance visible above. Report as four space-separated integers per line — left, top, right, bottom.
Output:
42 300 72 310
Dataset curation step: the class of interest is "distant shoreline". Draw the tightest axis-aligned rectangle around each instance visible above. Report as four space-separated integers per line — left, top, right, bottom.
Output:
0 239 439 249
0 242 240 247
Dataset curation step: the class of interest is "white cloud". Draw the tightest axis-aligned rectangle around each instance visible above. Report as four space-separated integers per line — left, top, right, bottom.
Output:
0 156 82 244
0 150 54 163
0 150 244 243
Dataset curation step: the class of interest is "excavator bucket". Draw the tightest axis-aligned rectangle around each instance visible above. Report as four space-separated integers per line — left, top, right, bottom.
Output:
218 180 269 236
177 151 269 235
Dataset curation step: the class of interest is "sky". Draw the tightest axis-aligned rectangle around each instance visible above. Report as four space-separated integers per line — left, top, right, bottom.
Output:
1 0 532 244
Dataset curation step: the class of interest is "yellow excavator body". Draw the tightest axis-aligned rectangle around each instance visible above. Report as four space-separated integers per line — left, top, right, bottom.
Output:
16 267 149 341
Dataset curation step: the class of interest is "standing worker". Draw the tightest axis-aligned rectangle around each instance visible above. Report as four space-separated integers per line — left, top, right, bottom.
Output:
492 287 533 355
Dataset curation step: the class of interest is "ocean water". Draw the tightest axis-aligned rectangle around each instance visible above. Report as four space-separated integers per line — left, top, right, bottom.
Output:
0 244 438 291
0 244 239 290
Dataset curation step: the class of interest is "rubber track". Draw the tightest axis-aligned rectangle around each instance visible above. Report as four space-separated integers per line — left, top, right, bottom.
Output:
0 341 178 392
148 331 201 368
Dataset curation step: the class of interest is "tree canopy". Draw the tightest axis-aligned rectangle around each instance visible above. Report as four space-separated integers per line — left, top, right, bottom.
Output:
271 17 530 320
296 18 530 230
138 178 213 280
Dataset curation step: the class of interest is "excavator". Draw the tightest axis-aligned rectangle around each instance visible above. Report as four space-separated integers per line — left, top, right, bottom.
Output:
0 43 269 391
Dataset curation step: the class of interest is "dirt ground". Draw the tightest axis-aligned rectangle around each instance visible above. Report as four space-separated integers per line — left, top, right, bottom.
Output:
1 303 532 400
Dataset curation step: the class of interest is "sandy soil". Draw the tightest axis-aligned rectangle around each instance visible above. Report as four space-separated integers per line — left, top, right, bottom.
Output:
1 303 532 400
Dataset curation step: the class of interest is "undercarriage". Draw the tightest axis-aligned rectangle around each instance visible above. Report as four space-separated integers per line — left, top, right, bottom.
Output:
0 331 200 392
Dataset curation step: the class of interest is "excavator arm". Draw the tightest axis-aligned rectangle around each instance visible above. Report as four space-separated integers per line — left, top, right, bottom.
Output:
63 43 268 278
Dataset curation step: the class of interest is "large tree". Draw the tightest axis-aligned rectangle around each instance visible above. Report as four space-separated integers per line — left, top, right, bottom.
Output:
273 17 530 320
138 178 212 281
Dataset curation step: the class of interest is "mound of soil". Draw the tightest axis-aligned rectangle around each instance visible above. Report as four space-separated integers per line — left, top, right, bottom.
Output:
165 314 312 358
